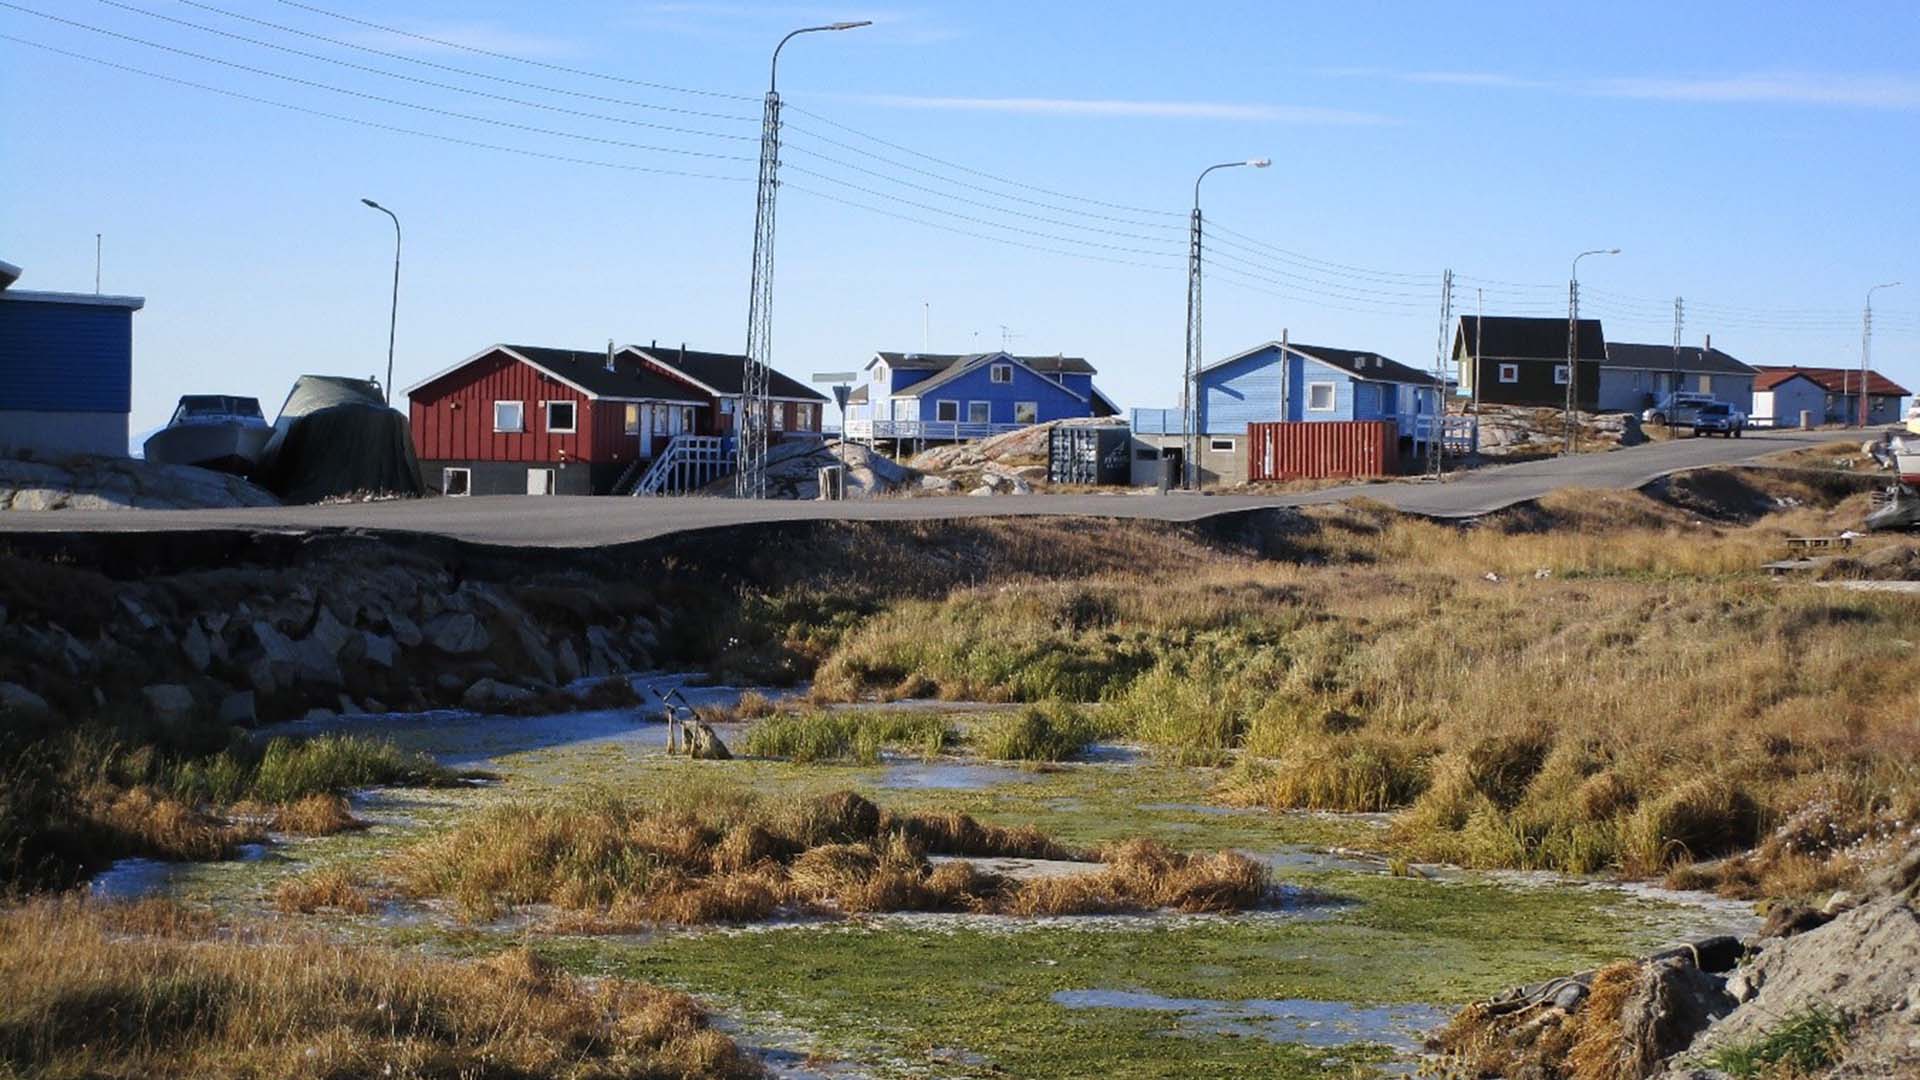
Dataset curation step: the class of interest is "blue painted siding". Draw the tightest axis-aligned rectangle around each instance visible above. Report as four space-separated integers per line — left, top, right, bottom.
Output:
908 360 1089 424
1195 345 1443 434
0 299 134 412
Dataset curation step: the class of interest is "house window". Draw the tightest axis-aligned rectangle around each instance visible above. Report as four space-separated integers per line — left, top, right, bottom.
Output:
1553 365 1570 385
990 363 1013 384
442 467 471 497
493 401 525 432
797 403 813 429
1014 401 1038 424
968 401 991 424
1497 363 1520 384
652 404 668 432
772 403 785 431
624 404 640 435
1307 382 1336 412
936 400 959 422
720 399 735 415
1136 449 1159 462
545 401 577 433
1699 375 1713 393
1209 437 1236 452
875 363 888 384
681 406 695 431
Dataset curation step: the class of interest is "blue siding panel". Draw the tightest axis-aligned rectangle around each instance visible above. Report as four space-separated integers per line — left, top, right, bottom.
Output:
911 361 1090 423
0 300 134 412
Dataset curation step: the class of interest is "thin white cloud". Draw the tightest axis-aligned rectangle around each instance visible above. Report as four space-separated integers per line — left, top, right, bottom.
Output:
847 94 1391 124
1319 65 1920 110
1591 73 1920 110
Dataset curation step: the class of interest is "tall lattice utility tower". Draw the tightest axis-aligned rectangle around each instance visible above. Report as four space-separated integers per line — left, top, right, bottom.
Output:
737 21 869 499
1427 269 1453 479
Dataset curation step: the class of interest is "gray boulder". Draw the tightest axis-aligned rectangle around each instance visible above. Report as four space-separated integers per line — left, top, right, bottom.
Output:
142 683 196 723
217 690 256 726
360 631 398 669
425 612 490 655
463 677 535 711
0 682 50 717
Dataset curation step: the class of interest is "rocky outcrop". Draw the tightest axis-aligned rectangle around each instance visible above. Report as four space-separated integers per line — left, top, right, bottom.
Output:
0 455 278 511
1473 406 1646 458
745 440 921 500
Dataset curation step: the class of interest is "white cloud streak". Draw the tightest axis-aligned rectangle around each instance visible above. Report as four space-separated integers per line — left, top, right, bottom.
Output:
846 94 1392 124
1319 66 1920 110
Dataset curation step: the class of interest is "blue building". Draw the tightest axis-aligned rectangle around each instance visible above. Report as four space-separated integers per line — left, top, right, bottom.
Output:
0 262 146 459
1137 340 1444 437
844 350 1117 444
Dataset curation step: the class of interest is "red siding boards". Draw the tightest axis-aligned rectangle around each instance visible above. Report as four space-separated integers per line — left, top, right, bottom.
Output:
409 350 645 469
1247 421 1398 481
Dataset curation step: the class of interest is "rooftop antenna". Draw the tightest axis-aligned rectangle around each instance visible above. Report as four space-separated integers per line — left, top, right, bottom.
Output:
923 300 930 353
998 324 1021 349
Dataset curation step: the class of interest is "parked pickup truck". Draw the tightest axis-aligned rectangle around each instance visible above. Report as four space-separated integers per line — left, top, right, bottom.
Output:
1642 391 1718 427
1690 401 1747 437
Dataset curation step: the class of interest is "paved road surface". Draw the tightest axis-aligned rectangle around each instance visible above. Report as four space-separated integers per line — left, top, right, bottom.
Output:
0 429 1838 548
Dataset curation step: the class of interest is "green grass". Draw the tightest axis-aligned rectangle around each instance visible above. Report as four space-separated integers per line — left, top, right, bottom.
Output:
976 701 1111 762
169 734 456 805
1701 1005 1849 1078
740 711 949 764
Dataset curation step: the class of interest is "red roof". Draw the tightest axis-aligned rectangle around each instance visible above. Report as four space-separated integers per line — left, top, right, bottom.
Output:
1754 366 1909 396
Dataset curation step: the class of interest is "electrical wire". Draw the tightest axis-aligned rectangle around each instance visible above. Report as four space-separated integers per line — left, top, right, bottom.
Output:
0 33 753 183
0 4 755 163
270 0 757 101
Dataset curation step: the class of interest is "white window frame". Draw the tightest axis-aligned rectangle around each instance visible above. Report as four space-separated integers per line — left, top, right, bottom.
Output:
544 400 577 434
681 406 695 431
1307 381 1337 412
623 403 640 435
527 467 555 496
442 467 471 497
719 398 735 415
492 400 524 433
1552 364 1570 386
968 400 991 424
1209 437 1236 452
772 402 786 431
990 363 1013 384
1497 363 1520 384
936 399 959 422
1014 400 1038 424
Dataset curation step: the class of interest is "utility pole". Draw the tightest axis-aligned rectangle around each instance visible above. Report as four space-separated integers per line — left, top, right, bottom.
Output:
1671 296 1684 421
1472 288 1483 417
1565 248 1620 454
737 21 869 499
1428 269 1453 478
94 233 101 294
1183 158 1269 490
1863 282 1902 428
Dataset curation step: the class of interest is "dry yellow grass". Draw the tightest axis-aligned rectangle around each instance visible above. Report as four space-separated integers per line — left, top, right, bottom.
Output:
0 898 761 1078
395 789 1268 925
271 866 373 915
267 793 366 837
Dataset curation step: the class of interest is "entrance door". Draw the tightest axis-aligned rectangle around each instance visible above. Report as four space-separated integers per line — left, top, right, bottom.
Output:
526 468 555 495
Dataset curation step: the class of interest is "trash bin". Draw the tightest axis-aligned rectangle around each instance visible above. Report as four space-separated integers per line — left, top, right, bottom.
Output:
817 465 844 501
1157 455 1175 495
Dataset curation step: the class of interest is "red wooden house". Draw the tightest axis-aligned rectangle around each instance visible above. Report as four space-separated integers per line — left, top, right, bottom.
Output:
404 343 827 496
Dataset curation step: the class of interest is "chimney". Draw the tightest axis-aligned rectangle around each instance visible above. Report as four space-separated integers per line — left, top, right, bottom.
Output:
1704 333 1711 352
678 343 686 365
605 339 616 373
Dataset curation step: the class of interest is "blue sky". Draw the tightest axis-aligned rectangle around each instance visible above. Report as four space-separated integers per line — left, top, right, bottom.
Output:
4 0 1917 435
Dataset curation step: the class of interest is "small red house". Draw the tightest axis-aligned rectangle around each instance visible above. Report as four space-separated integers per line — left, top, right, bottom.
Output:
405 343 827 496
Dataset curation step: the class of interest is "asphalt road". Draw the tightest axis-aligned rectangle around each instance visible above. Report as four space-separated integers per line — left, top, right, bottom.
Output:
0 429 1839 549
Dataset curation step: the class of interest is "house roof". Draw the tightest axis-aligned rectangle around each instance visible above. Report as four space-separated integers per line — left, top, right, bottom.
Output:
403 344 708 403
628 344 828 402
1457 316 1606 361
1754 366 1909 396
892 351 1090 403
847 384 869 405
1202 341 1437 385
0 288 145 311
872 351 1096 375
1605 342 1757 376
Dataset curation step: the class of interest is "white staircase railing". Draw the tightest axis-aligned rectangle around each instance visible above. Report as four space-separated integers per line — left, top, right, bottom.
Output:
633 435 730 496
1409 414 1478 454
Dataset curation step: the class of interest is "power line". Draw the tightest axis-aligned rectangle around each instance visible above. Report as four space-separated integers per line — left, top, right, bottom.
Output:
0 33 753 183
0 4 755 164
94 0 757 142
270 0 757 101
1205 220 1434 283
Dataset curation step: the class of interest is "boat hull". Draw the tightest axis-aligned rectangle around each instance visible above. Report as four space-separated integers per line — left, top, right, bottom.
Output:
143 422 272 476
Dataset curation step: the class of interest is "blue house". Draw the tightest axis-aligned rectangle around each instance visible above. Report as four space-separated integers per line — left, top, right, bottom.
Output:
0 261 146 459
845 350 1117 443
1136 340 1445 440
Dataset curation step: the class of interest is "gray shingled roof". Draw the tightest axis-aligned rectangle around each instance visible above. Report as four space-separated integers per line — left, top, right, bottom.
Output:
500 346 708 403
628 344 828 402
1458 316 1607 361
1605 342 1756 376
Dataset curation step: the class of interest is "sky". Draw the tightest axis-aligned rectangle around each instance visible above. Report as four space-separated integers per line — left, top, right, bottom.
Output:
3 0 1918 437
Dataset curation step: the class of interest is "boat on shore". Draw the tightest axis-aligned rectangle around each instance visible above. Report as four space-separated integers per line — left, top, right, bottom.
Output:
141 395 272 476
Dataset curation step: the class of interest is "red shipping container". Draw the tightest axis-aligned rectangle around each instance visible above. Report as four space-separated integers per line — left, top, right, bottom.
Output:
1247 421 1398 481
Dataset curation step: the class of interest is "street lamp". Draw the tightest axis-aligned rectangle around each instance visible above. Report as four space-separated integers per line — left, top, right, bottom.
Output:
737 19 871 499
1182 157 1270 490
1861 281 1901 427
361 198 401 405
1564 247 1619 453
